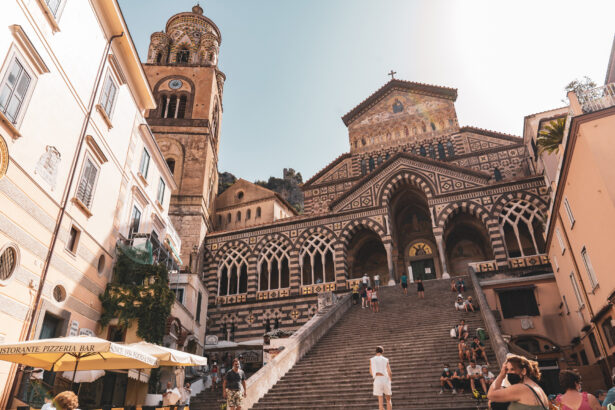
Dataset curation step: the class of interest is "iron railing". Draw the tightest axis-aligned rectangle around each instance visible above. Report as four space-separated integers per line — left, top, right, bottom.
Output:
126 232 179 271
577 82 615 113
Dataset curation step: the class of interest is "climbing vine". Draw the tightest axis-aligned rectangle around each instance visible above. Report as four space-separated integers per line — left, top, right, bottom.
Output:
99 247 175 344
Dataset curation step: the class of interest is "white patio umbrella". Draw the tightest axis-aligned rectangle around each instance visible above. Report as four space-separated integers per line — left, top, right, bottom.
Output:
127 341 207 366
62 369 105 383
0 336 158 387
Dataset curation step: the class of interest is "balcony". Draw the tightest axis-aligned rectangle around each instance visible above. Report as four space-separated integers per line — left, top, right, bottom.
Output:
576 83 615 114
123 232 180 272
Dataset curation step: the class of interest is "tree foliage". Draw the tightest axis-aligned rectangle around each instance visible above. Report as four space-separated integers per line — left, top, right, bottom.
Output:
537 117 566 155
99 249 175 344
562 76 597 103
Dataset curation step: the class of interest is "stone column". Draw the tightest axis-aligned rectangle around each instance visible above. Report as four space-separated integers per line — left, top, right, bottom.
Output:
435 234 450 279
385 242 396 285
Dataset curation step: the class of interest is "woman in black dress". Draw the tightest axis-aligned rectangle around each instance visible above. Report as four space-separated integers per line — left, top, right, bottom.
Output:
417 279 425 298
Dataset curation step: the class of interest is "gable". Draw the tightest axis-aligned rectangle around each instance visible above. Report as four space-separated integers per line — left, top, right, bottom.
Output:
347 88 460 155
331 155 489 212
216 179 275 209
306 155 353 187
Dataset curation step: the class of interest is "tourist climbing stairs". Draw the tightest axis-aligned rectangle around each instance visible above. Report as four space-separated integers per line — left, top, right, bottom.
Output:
193 277 495 409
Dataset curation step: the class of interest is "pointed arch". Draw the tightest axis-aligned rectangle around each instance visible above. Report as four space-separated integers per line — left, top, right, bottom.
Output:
377 170 436 207
339 218 388 251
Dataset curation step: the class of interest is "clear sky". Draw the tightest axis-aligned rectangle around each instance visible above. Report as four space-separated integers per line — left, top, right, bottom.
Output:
119 0 615 182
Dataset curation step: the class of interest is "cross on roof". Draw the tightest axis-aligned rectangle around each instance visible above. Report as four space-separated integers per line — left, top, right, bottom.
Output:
388 70 397 80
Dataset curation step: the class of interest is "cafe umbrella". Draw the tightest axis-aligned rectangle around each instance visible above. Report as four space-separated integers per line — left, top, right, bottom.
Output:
0 335 159 388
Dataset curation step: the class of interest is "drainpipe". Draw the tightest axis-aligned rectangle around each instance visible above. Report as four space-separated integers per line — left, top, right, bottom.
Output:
5 32 124 408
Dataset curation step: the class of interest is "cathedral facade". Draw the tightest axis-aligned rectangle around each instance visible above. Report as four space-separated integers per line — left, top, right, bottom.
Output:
202 79 551 341
141 6 553 344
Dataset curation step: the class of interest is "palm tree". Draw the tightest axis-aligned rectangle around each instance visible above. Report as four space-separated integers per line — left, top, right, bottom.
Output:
537 117 566 155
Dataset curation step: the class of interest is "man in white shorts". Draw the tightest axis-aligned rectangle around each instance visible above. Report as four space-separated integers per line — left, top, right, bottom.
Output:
370 346 392 410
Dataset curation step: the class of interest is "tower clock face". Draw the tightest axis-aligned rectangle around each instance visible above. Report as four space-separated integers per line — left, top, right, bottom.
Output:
169 79 183 89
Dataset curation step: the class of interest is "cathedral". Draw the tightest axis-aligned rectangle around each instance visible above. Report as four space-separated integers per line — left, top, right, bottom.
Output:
144 5 550 342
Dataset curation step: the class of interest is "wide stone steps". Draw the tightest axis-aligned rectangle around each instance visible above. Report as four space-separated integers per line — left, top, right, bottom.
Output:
192 278 490 409
247 279 491 409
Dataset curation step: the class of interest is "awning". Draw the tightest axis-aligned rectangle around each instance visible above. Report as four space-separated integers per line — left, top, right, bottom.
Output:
166 238 183 265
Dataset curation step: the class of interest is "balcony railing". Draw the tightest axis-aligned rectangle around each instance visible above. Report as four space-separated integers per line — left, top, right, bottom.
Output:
125 232 179 271
576 82 615 114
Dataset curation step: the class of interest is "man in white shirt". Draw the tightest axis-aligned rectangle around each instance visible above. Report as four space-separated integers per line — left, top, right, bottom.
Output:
466 360 487 394
362 273 370 288
369 346 392 410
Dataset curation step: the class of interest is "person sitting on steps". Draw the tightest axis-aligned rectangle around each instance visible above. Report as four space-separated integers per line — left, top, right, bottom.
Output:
471 336 489 365
440 363 457 395
467 360 488 398
453 361 469 393
455 295 466 311
465 296 476 312
458 337 472 362
456 319 469 340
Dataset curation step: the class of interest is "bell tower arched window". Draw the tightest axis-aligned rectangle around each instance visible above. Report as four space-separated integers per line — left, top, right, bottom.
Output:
156 53 163 63
437 142 446 159
161 94 188 119
177 48 190 64
177 95 187 119
166 158 175 174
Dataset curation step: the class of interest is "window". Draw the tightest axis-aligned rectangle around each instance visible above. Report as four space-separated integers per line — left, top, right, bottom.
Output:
258 238 290 290
76 157 99 208
218 246 249 296
437 142 446 159
195 291 202 322
177 95 187 118
256 207 261 218
227 213 231 223
166 158 175 174
217 215 222 226
246 209 251 220
0 57 32 124
156 53 163 64
46 0 61 16
494 167 503 181
447 141 455 157
556 228 566 254
563 197 575 228
361 159 367 175
99 74 117 118
237 191 244 200
236 211 241 222
97 255 105 275
172 288 184 304
177 49 190 63
157 178 165 205
300 232 335 285
588 332 600 359
602 318 615 347
66 226 80 254
368 157 375 171
579 350 589 365
581 247 598 289
419 146 427 156
497 288 539 318
0 246 17 282
499 200 545 257
139 149 150 179
552 255 559 272
570 272 584 310
129 206 141 237
429 145 436 159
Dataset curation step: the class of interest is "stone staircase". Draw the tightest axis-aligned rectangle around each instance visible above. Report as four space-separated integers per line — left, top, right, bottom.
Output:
192 277 494 409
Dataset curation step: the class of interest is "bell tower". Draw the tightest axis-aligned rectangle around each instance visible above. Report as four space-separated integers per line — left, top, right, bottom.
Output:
144 4 225 271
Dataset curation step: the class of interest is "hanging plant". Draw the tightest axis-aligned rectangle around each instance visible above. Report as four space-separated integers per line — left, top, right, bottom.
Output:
99 248 175 343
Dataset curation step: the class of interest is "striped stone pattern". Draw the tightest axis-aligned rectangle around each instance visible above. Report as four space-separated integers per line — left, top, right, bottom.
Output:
379 171 435 207
207 295 318 341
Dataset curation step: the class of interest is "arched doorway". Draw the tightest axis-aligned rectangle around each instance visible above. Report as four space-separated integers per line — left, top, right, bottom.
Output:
443 213 494 276
389 185 441 280
346 228 388 283
405 240 438 280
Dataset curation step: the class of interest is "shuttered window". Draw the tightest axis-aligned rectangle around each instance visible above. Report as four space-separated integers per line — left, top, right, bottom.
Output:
0 58 31 124
76 157 99 208
99 75 117 117
139 149 150 178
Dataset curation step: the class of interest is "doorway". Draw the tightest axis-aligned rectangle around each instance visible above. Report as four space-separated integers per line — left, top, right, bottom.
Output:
410 258 436 281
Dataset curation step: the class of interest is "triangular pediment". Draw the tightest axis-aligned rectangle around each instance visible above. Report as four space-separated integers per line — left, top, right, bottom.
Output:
331 153 490 212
